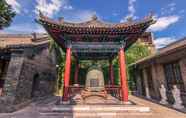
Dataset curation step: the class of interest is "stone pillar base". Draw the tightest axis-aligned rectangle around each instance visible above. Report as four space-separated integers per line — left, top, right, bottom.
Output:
122 101 132 105
146 95 151 99
159 100 168 105
173 104 185 110
62 100 70 105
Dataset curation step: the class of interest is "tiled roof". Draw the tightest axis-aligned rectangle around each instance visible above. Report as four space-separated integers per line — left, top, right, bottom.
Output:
0 33 49 49
37 13 155 35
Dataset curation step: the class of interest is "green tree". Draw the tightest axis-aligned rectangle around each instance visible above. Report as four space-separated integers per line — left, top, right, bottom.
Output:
49 39 66 96
0 0 16 29
125 41 151 90
126 42 151 65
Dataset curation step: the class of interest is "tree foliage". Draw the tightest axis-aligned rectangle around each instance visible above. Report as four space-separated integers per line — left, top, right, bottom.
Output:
49 38 66 95
126 42 151 65
0 0 16 29
125 41 151 90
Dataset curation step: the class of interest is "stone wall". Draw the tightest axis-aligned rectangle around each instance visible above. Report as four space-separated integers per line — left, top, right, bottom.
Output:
0 52 25 112
0 45 57 112
3 52 24 97
15 47 56 102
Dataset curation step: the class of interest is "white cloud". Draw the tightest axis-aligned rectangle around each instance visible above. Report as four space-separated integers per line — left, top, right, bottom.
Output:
63 5 73 10
179 10 185 14
127 0 136 17
5 0 21 13
4 23 46 33
121 0 137 22
63 10 97 23
148 15 180 32
161 2 176 15
112 12 119 16
168 2 176 7
35 0 65 17
4 9 97 33
154 37 177 48
120 19 125 23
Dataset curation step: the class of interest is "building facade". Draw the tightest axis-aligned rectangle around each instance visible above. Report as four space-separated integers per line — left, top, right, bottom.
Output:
0 34 57 112
132 37 186 107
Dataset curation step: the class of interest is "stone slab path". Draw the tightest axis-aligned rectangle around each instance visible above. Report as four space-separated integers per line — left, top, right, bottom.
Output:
0 95 185 118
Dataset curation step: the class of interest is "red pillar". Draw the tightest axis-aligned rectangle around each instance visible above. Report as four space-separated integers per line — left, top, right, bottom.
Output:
119 48 129 102
109 60 114 86
74 60 79 84
63 47 71 101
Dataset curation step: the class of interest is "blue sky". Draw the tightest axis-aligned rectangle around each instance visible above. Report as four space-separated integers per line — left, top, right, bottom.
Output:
2 0 186 48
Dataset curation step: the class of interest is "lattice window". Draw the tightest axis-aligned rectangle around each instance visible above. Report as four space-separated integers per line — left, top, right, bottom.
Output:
164 61 185 92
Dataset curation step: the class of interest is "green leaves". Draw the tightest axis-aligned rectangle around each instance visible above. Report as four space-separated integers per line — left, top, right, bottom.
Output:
126 42 150 65
126 41 151 90
0 0 16 29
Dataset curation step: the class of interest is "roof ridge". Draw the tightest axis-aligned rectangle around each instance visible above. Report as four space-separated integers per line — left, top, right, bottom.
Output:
0 34 32 38
0 33 47 38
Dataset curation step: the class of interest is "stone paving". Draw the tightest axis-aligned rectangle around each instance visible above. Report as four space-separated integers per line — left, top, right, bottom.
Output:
0 95 185 118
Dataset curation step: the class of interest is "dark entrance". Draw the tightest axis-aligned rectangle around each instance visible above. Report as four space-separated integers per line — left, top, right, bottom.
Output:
0 52 10 96
31 73 40 97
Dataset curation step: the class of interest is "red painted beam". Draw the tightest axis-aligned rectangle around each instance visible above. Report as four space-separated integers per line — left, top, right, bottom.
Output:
119 48 129 102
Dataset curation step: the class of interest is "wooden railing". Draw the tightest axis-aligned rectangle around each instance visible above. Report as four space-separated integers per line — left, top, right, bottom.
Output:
105 85 121 100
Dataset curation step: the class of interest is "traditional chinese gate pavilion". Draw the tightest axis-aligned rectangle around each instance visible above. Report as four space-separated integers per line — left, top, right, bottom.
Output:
37 13 155 103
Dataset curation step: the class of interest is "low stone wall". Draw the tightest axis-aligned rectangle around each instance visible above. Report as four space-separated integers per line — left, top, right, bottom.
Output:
0 96 15 112
0 96 32 113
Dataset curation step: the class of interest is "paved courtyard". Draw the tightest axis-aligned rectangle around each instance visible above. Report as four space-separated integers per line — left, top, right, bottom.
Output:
0 95 185 118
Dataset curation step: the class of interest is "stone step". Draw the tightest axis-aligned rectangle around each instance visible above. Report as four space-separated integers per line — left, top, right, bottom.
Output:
38 105 150 114
39 112 152 117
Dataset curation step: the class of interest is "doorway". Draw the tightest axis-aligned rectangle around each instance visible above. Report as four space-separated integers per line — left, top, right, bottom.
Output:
31 73 40 97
